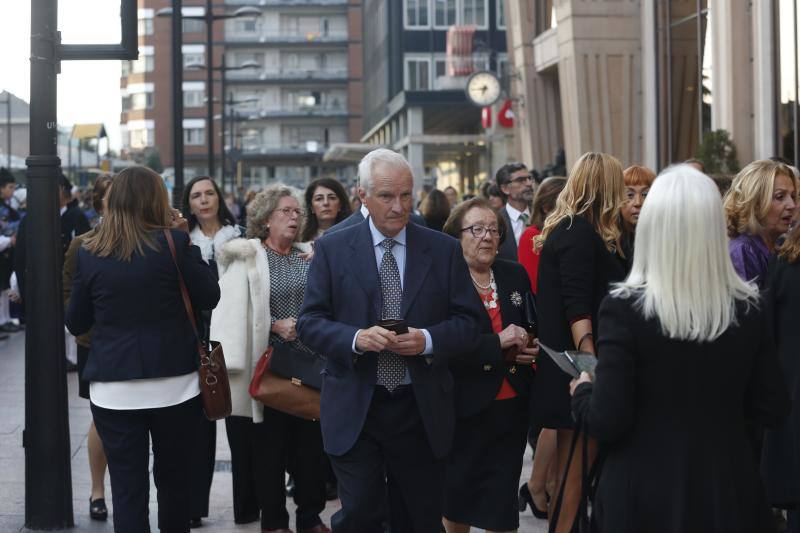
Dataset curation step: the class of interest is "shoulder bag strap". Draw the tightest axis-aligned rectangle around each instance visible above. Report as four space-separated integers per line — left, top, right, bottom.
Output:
163 229 206 358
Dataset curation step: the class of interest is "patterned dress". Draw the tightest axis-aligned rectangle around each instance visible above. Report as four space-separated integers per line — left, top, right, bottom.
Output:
265 246 316 355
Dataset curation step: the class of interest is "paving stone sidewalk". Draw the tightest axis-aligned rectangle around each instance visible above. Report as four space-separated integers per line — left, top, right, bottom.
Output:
0 329 547 532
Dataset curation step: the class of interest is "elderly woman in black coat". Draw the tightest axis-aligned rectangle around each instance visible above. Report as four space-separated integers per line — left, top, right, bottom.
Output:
569 165 789 533
440 198 538 533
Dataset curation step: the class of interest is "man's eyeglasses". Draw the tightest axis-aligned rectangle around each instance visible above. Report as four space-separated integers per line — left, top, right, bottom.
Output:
461 225 503 239
508 174 534 185
276 207 304 217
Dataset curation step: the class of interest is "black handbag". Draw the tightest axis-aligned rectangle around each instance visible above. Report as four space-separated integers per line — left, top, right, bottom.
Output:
269 341 325 391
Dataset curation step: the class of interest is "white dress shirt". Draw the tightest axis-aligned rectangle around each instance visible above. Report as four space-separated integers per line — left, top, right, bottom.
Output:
505 203 531 245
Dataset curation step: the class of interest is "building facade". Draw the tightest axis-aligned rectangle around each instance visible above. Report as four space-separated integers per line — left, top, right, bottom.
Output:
357 0 510 195
121 0 363 189
507 0 796 173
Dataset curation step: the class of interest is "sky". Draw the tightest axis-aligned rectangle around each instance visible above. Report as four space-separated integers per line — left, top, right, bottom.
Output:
0 1 124 150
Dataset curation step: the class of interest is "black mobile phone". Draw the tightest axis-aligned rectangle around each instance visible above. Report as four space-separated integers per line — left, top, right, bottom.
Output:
378 319 409 335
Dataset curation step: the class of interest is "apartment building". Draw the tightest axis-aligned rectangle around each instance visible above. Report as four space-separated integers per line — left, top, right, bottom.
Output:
120 0 362 189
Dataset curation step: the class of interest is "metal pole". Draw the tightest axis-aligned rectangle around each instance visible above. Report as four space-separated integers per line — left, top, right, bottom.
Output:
221 55 227 192
695 0 703 150
25 0 74 527
5 93 11 168
665 0 674 162
172 0 185 206
206 0 215 178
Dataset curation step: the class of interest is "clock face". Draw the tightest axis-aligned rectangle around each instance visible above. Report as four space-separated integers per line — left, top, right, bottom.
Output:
466 71 501 107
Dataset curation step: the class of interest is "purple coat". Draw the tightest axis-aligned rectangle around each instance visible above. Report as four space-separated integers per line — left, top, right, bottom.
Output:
729 234 771 289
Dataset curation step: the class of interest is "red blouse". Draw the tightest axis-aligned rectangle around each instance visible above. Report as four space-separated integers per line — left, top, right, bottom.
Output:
481 291 517 401
518 225 542 293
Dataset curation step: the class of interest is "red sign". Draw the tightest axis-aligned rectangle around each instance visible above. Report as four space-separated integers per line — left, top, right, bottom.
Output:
498 99 514 128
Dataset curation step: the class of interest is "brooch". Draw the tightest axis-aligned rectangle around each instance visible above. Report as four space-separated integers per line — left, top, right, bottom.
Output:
510 291 522 307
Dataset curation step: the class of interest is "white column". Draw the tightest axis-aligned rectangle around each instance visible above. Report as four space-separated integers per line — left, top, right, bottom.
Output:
641 0 659 170
406 107 425 185
752 0 776 159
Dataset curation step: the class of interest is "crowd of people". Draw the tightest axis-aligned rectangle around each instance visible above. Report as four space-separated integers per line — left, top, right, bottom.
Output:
2 145 800 533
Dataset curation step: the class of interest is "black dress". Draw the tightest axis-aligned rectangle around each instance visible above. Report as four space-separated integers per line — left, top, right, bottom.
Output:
572 294 789 533
531 215 625 429
443 259 533 531
762 257 800 508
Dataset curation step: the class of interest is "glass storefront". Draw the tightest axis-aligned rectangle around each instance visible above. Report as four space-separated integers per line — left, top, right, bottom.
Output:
777 0 800 166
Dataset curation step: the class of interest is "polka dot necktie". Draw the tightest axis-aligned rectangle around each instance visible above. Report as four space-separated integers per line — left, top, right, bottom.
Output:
377 238 406 392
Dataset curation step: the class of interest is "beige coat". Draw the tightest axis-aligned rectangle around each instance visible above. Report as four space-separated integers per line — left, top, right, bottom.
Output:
210 238 311 422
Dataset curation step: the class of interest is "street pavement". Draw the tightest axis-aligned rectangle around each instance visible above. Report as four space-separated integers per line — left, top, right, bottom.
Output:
0 329 548 532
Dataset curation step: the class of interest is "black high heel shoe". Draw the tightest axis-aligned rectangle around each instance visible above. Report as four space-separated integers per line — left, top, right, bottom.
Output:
518 483 548 520
89 497 108 521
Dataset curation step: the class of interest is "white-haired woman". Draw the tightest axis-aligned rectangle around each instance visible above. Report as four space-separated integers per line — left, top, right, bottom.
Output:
569 165 789 533
210 184 330 533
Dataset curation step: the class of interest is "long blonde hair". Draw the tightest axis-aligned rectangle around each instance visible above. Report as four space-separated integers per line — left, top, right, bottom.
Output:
535 152 625 254
613 165 758 341
723 159 797 239
82 166 172 261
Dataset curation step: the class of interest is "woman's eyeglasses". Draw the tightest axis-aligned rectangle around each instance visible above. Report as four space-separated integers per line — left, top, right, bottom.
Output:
277 207 304 217
461 225 502 239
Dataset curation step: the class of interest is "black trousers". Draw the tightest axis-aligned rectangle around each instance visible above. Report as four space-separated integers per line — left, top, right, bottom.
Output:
329 386 445 533
225 408 327 530
188 418 216 518
91 395 203 533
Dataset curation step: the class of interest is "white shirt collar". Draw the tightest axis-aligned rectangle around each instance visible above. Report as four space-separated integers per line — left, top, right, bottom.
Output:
59 205 67 216
505 202 530 222
368 217 406 248
360 204 370 219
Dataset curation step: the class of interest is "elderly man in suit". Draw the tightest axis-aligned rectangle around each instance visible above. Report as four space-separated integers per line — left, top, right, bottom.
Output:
298 148 484 532
495 162 535 262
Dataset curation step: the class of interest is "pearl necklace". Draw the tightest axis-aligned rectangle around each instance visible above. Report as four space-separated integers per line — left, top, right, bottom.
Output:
471 269 499 309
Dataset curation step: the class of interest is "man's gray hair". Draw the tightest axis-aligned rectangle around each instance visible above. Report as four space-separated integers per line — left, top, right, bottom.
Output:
245 183 304 241
357 148 413 194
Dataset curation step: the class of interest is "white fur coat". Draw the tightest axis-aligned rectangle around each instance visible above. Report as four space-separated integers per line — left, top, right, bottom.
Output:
210 237 312 422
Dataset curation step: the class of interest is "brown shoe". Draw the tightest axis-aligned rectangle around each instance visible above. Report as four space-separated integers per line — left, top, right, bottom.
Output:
299 525 331 533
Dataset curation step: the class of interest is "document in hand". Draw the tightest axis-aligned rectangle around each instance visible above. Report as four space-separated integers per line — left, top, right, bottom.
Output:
538 342 598 379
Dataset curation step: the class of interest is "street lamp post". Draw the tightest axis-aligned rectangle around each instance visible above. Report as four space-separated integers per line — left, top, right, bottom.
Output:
158 4 259 182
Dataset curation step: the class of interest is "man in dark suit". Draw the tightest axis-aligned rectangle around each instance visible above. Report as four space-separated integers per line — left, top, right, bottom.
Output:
298 148 484 533
495 162 534 262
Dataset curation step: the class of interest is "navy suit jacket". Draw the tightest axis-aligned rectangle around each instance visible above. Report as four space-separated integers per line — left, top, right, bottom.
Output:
65 229 220 382
326 209 427 234
297 220 484 458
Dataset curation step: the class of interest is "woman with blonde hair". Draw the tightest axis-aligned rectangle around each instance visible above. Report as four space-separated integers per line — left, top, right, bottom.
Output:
570 165 788 532
531 152 626 532
65 166 220 532
724 159 797 288
211 184 329 533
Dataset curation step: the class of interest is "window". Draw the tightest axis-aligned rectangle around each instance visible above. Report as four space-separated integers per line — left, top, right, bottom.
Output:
184 90 204 108
183 53 205 69
131 92 153 110
434 0 456 27
121 95 131 112
405 57 431 90
234 19 257 33
182 18 205 33
405 0 430 28
129 128 154 149
462 0 487 27
435 58 447 78
184 128 205 146
777 0 799 166
138 18 153 36
497 0 506 29
131 54 154 74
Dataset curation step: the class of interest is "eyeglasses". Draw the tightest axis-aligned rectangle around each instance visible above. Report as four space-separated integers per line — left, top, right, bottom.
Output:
276 207 304 217
509 174 534 185
461 225 503 239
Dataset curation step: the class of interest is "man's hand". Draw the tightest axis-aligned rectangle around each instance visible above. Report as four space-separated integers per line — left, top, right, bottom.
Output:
386 327 426 356
515 338 539 365
271 317 297 341
355 326 396 353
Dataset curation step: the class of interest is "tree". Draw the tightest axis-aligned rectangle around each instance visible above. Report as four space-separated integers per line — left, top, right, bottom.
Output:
695 129 740 175
143 148 164 173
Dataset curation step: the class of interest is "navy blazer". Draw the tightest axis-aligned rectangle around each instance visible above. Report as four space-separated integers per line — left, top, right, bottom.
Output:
297 220 484 459
496 206 519 262
65 229 220 382
326 209 427 234
449 258 534 419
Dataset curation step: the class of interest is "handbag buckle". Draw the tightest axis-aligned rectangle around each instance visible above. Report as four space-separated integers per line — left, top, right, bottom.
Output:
291 377 302 387
205 374 218 386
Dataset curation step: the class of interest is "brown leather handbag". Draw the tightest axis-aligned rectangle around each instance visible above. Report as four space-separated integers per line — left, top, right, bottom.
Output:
164 229 232 421
249 345 321 421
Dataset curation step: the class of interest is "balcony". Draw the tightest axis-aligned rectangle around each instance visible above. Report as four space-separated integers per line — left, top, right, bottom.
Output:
226 0 347 5
238 105 349 119
225 30 348 44
238 141 328 156
225 68 349 83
